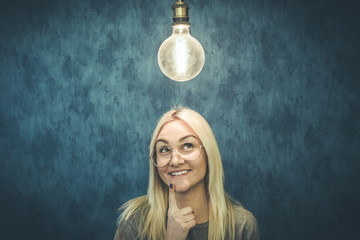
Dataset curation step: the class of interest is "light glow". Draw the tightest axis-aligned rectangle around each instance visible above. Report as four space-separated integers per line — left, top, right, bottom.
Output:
158 24 205 82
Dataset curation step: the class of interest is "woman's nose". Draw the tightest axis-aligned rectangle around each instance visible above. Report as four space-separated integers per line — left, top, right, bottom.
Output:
169 150 184 166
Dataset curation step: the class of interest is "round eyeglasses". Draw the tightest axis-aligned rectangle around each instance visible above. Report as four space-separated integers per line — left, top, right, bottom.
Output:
150 142 204 168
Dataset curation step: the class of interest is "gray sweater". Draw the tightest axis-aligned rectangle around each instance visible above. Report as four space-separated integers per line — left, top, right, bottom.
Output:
114 205 259 240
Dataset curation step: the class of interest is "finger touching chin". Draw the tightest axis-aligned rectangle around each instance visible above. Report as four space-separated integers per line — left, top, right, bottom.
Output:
170 181 191 192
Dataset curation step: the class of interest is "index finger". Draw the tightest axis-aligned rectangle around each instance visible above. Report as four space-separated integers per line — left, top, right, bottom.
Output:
168 183 178 212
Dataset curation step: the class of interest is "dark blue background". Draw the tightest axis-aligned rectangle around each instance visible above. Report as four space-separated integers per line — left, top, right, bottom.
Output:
1 0 359 239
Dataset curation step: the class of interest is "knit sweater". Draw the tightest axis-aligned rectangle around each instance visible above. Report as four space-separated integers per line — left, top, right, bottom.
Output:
114 205 259 240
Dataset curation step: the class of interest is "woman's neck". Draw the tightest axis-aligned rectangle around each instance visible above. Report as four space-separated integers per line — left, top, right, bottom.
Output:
175 181 209 224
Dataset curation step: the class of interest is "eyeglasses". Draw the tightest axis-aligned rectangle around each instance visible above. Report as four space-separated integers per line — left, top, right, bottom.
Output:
150 142 204 168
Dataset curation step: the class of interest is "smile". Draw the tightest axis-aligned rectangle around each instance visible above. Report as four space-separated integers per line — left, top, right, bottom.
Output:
170 170 190 176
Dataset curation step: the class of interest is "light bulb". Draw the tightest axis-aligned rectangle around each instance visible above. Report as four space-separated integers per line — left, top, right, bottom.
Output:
158 0 205 82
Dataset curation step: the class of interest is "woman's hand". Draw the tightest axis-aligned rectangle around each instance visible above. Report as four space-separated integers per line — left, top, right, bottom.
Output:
165 184 196 240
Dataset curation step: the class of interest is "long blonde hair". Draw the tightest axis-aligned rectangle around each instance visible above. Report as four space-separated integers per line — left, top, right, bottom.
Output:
119 107 237 240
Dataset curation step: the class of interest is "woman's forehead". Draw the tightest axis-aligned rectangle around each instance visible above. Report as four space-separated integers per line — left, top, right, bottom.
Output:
157 120 198 141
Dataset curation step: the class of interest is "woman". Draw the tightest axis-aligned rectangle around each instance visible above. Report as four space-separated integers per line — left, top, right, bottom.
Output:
114 107 259 240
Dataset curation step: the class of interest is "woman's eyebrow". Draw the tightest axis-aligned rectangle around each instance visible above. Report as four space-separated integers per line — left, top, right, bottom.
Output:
155 135 198 145
155 139 168 144
179 135 198 142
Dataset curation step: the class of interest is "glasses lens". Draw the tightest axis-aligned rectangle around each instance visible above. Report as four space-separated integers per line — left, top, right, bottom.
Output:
176 142 201 160
152 147 171 167
152 142 202 167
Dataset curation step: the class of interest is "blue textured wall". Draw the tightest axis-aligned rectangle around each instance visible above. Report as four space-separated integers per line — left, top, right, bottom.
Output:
1 0 359 239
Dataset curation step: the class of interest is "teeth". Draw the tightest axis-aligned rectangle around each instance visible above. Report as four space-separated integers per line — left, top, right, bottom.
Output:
171 170 189 176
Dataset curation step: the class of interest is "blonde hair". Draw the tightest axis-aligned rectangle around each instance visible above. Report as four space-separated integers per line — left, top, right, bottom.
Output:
118 107 237 240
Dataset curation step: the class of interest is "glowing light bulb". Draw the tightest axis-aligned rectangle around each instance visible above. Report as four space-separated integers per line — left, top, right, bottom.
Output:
158 0 205 82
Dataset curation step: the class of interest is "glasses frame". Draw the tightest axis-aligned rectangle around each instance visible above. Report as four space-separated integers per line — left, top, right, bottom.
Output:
150 142 204 168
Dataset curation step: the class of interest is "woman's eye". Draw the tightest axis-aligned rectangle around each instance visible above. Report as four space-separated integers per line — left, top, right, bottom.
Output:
159 147 171 154
183 142 194 150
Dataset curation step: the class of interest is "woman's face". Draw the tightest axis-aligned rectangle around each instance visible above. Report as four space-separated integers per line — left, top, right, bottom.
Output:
155 119 207 193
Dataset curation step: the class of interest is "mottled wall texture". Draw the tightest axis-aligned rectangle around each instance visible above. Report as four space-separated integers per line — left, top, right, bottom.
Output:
1 0 359 239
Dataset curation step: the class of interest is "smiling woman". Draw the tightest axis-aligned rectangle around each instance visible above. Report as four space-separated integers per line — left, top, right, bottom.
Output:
114 107 259 240
155 120 208 195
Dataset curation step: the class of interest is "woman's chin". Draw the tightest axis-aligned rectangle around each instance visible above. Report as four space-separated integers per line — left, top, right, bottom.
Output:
173 182 191 193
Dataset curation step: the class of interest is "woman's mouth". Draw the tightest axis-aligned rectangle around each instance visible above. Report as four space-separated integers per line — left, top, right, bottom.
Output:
169 170 190 176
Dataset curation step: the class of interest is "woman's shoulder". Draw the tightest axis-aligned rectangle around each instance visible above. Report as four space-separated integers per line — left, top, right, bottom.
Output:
233 205 260 240
233 205 257 224
114 211 141 240
114 196 149 240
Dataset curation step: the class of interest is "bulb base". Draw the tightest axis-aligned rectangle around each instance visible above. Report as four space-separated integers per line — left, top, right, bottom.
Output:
172 0 190 25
